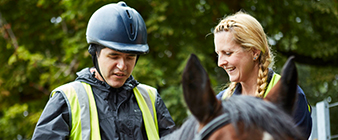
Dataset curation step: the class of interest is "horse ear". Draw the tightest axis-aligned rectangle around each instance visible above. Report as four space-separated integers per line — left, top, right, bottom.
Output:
182 54 223 124
264 56 298 115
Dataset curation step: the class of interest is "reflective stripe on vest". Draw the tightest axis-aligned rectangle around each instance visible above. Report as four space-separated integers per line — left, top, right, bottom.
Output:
51 81 101 140
51 82 158 140
133 84 159 140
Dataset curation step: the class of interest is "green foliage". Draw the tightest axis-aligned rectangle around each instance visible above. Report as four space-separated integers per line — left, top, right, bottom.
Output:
0 103 40 139
1 0 338 139
160 85 188 125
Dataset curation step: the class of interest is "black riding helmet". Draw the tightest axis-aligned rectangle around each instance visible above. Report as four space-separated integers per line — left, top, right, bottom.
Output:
87 1 149 54
86 1 148 84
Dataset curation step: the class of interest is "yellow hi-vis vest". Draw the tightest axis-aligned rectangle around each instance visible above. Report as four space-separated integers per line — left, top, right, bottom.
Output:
51 81 159 140
264 73 281 98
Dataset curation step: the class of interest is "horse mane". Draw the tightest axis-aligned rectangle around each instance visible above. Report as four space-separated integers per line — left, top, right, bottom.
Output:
161 95 304 140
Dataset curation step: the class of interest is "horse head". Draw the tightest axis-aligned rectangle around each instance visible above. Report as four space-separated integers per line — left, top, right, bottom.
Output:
181 54 304 140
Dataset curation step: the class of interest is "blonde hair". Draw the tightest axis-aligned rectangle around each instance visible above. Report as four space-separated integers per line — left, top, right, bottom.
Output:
214 11 274 98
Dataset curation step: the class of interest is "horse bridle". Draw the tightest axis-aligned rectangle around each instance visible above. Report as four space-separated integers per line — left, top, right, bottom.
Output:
194 113 231 140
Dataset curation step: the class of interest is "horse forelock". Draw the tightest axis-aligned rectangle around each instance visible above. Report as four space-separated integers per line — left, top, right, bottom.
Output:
221 95 304 140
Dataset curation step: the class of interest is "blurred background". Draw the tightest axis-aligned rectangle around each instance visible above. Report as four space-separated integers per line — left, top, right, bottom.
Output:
1 0 338 139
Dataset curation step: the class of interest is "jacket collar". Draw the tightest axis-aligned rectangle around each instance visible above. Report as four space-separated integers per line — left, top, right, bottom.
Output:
75 67 139 99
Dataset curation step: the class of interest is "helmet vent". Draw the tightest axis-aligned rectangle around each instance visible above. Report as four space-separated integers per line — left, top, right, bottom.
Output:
126 10 131 18
130 23 134 35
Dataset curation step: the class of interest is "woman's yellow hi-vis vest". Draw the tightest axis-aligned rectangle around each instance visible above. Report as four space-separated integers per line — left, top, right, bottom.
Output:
51 81 159 140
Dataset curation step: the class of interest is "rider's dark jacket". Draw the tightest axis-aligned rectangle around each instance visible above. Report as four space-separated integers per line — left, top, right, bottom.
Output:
32 68 175 140
216 69 312 139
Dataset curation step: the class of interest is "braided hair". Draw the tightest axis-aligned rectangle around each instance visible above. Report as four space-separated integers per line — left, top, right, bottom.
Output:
214 11 274 98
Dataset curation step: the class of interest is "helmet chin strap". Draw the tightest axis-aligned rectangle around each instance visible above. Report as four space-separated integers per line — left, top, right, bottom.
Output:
93 55 109 84
89 44 108 84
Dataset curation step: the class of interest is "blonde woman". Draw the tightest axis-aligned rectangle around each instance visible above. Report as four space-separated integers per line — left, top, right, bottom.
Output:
214 11 312 138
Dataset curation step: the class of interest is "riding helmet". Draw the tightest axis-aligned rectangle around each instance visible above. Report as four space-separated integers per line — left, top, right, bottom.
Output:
86 1 149 55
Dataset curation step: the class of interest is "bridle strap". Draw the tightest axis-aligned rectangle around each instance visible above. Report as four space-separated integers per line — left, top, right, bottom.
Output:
194 113 231 140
